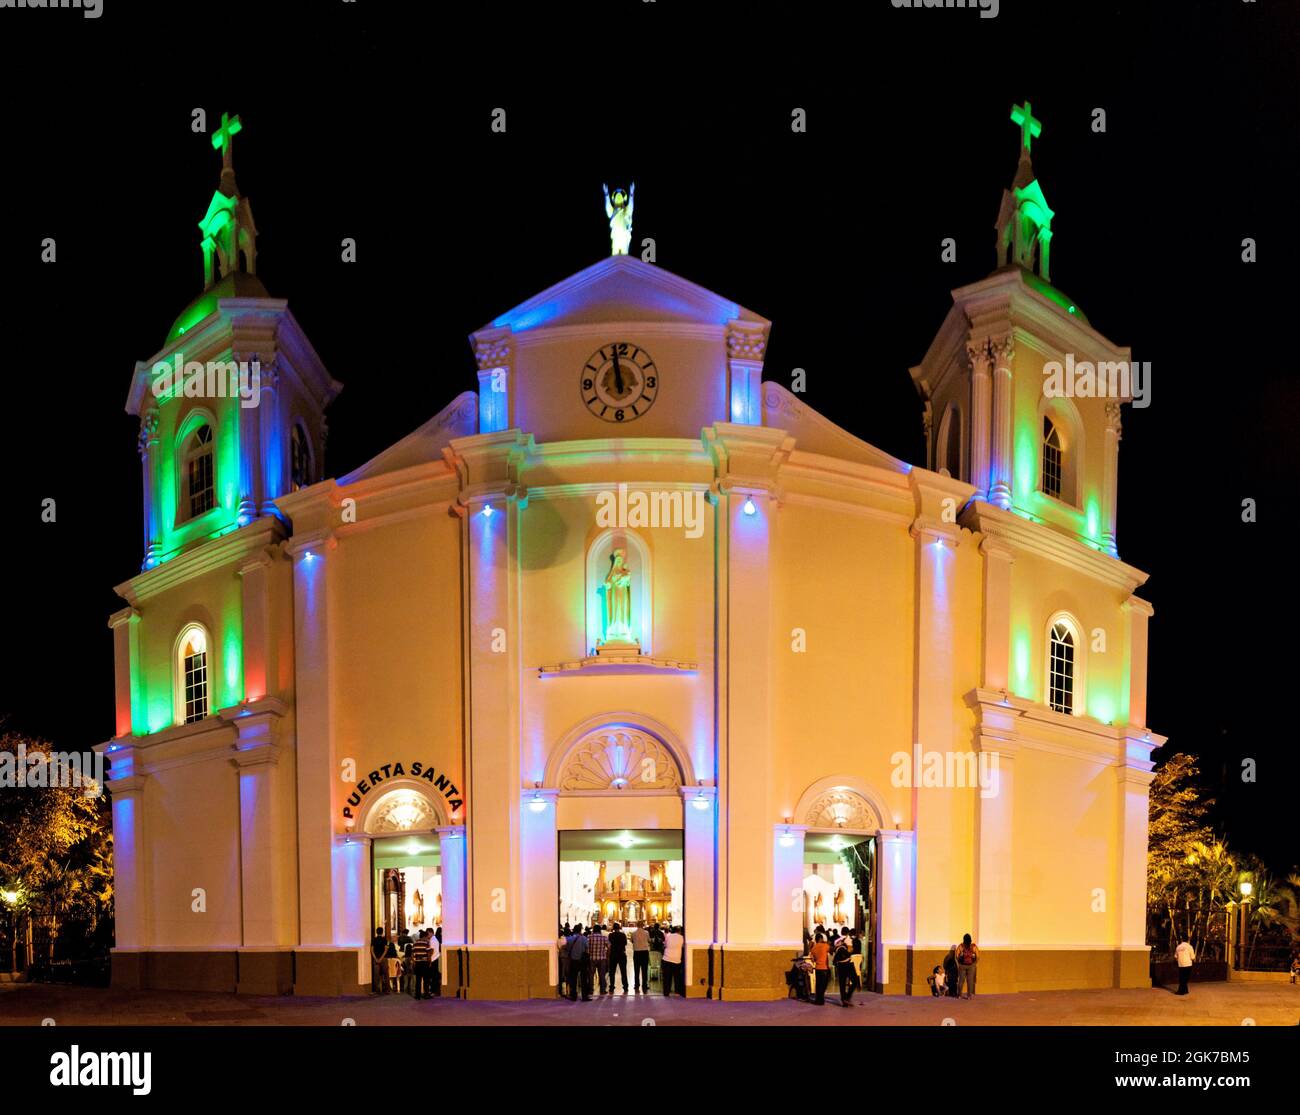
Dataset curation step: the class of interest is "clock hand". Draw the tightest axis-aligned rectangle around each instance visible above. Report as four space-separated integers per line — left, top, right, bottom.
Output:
612 350 625 395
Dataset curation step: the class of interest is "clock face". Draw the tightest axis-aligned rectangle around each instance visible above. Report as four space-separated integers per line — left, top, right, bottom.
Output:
580 342 658 423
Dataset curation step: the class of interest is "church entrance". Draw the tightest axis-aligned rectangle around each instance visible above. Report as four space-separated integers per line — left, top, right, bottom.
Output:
802 831 876 993
558 828 684 995
373 833 443 940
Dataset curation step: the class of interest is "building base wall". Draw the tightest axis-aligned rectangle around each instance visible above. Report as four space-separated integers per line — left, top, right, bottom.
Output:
713 947 797 1001
882 947 1152 994
448 947 551 1000
110 949 364 996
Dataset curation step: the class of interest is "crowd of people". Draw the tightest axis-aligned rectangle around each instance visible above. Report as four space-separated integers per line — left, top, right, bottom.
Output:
558 921 686 1000
926 933 981 998
370 924 443 999
789 923 866 1006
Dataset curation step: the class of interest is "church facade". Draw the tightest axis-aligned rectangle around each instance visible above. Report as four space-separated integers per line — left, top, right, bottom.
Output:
100 106 1164 1000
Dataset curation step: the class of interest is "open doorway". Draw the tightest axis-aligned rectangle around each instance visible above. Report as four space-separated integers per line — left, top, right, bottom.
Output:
803 831 875 993
558 828 683 994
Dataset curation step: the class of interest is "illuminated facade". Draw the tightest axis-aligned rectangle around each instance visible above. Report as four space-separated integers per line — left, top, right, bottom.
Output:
100 106 1163 999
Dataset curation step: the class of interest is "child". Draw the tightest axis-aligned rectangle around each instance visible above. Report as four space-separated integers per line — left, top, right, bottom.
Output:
927 964 947 997
1290 954 1299 985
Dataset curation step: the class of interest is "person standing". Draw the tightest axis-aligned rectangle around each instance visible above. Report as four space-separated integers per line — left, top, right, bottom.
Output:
956 933 979 999
557 925 571 999
410 929 431 1000
850 929 864 992
649 923 665 988
427 925 441 996
568 925 591 1001
631 923 651 993
662 925 685 997
1174 939 1195 996
810 932 831 1005
608 923 629 993
833 934 856 1006
588 923 610 994
370 927 388 994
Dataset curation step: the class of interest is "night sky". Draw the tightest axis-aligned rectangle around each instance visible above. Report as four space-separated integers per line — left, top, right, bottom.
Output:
0 3 1293 867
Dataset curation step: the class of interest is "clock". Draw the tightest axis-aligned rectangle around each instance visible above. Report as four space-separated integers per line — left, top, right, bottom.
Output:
580 342 658 423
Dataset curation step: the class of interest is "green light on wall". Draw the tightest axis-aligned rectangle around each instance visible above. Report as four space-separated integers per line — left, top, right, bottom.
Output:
1014 422 1037 501
1085 494 1101 544
1089 693 1116 725
221 617 244 710
1012 629 1033 699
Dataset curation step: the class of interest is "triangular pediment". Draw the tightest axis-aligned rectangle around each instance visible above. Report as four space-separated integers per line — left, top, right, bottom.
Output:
478 255 767 335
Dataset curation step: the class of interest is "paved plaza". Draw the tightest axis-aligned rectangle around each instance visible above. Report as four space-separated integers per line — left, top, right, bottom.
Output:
1 980 1295 1027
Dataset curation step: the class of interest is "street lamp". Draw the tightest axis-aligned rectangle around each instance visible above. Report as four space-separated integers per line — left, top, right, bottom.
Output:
1 888 20 979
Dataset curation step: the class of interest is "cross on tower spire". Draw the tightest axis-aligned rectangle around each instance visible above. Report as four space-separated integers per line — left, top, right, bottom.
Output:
1009 100 1041 156
212 111 242 173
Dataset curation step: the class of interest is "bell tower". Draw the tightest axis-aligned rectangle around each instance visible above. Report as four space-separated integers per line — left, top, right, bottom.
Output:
125 112 342 569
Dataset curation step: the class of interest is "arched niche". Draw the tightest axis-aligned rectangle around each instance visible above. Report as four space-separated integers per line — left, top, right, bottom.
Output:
585 527 652 654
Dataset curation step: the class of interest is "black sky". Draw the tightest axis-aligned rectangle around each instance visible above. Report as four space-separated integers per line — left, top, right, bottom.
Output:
0 2 1294 867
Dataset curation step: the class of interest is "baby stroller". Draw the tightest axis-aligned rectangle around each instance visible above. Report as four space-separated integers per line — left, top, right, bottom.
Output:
786 955 814 1001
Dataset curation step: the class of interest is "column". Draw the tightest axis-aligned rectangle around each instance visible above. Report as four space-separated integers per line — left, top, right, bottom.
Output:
286 531 337 946
681 785 716 994
519 787 558 978
437 825 468 993
106 755 148 948
875 828 916 992
138 409 160 569
979 536 1014 690
238 549 275 703
1122 595 1154 728
1102 402 1123 556
771 823 808 948
258 362 282 516
909 501 962 957
234 347 262 524
464 487 523 945
988 334 1015 510
723 481 775 947
725 322 768 425
966 339 993 501
108 608 140 739
473 328 514 434
968 695 1021 951
225 707 291 946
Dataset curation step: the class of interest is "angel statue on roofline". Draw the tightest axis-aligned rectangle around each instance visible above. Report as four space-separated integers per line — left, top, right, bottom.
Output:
603 182 635 256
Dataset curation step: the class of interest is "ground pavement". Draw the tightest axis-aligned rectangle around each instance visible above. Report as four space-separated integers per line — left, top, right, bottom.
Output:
1 980 1296 1026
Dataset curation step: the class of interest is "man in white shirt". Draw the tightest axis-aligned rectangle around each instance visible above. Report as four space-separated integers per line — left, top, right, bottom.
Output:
662 926 685 998
1174 939 1194 996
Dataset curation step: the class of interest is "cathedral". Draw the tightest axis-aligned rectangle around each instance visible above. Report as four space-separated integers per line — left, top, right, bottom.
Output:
100 104 1163 1000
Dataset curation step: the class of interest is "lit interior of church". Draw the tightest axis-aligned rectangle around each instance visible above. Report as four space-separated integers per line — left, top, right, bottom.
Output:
558 829 683 930
374 834 443 937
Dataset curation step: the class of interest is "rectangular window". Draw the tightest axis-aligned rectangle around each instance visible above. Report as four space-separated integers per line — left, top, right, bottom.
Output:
1042 439 1062 499
189 454 214 519
1048 639 1073 714
183 650 208 723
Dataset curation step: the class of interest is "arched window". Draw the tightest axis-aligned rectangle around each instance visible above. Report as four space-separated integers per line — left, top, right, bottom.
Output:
1047 619 1076 714
1042 417 1063 499
937 404 962 480
175 624 210 724
290 423 312 491
183 424 216 520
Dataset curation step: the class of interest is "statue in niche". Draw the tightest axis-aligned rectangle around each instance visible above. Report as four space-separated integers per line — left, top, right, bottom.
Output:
600 547 637 648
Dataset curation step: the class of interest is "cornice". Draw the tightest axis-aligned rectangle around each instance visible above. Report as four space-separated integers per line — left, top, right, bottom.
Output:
115 516 286 605
963 500 1148 594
